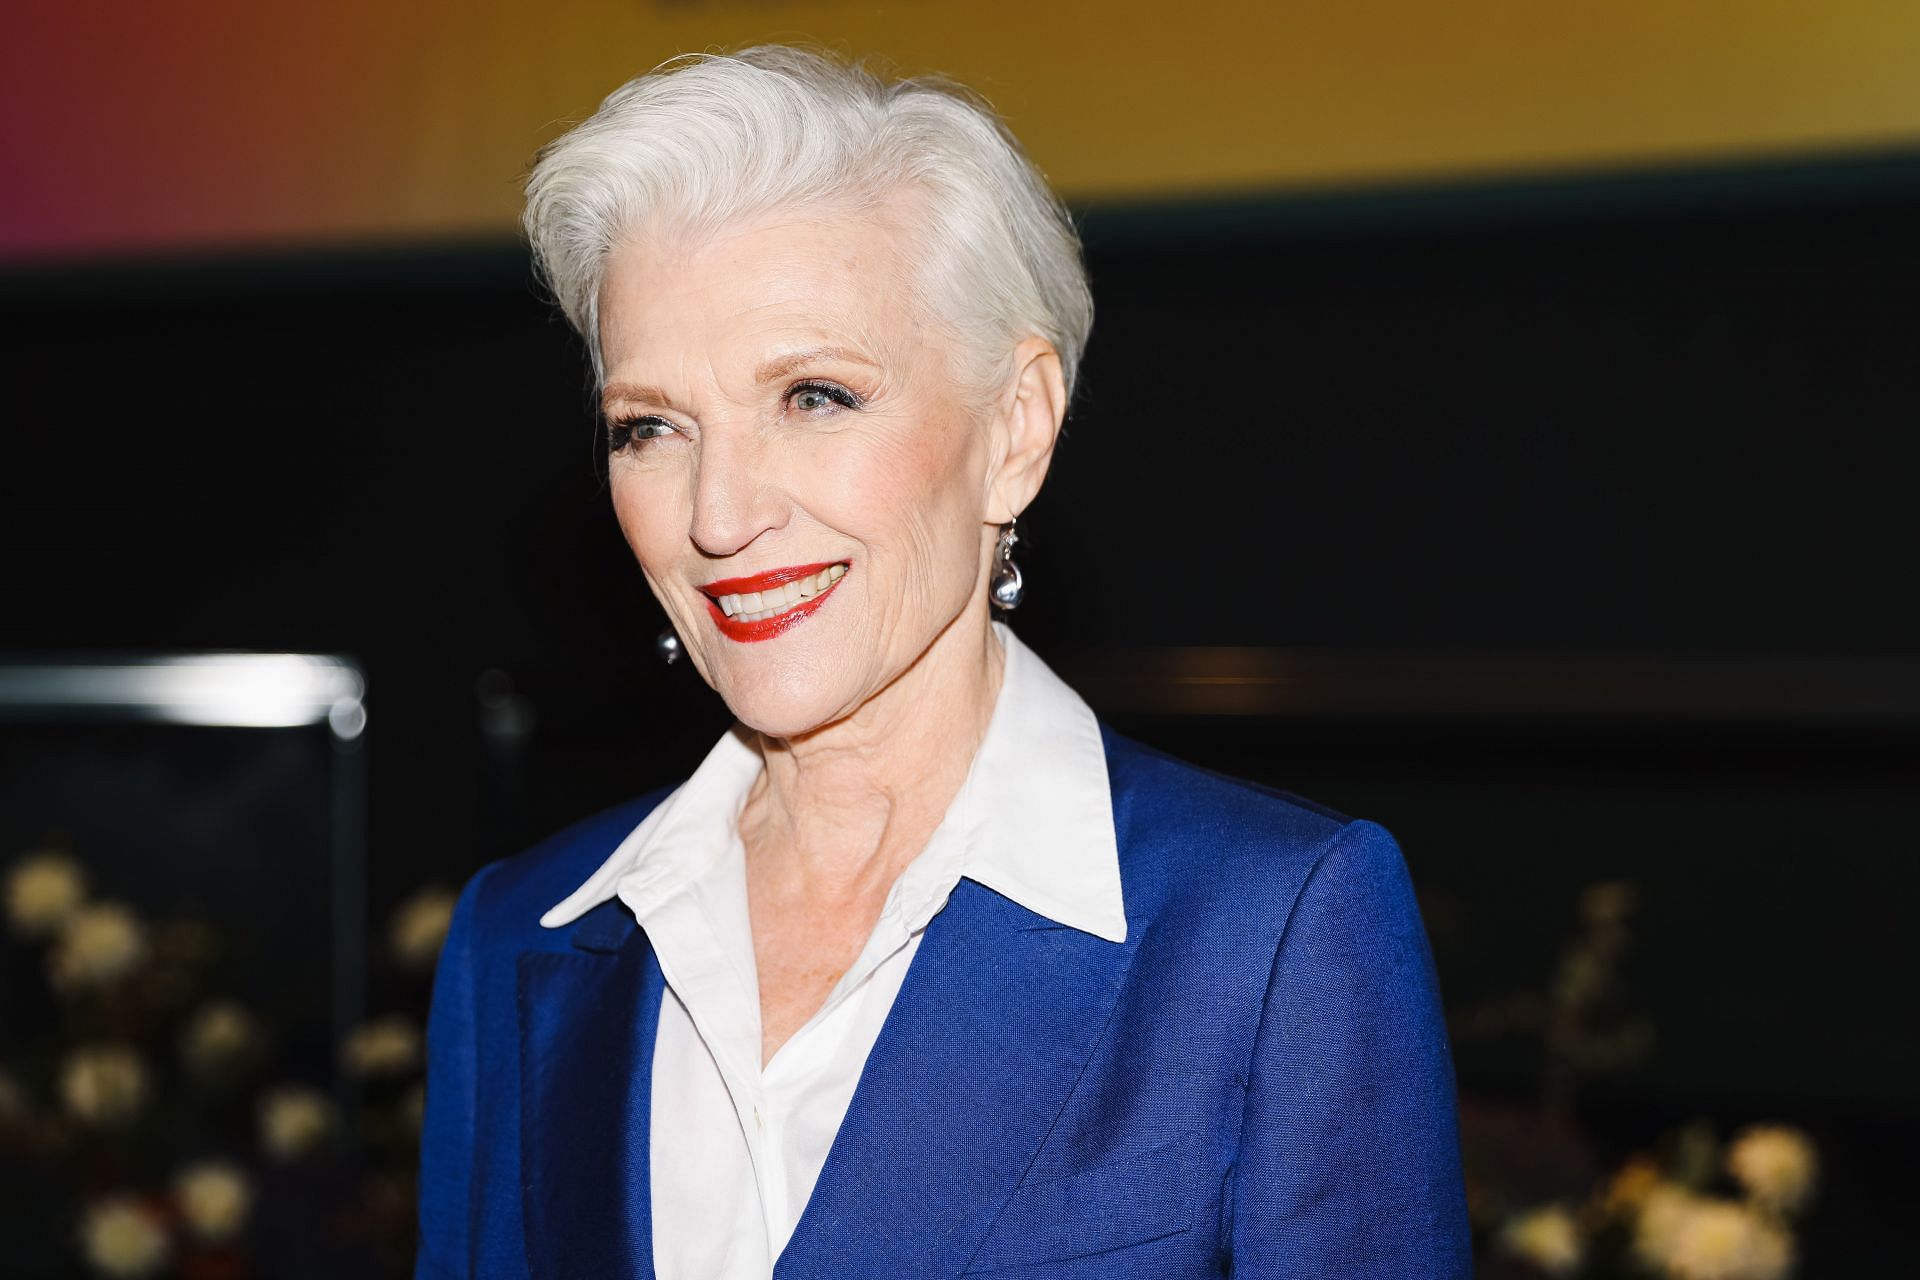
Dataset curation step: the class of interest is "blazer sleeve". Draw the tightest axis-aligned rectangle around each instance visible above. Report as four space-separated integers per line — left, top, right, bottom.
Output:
1226 818 1472 1277
414 862 493 1280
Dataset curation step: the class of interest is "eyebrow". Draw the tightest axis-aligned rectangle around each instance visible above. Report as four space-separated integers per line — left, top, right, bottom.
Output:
601 345 881 415
599 381 678 415
752 345 880 384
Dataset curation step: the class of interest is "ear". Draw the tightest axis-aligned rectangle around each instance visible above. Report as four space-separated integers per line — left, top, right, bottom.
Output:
984 336 1068 523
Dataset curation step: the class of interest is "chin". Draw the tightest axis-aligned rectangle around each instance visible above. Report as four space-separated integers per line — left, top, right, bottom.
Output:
707 649 858 741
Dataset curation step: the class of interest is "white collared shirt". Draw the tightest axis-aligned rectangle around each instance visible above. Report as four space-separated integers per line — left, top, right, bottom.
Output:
538 622 1127 1279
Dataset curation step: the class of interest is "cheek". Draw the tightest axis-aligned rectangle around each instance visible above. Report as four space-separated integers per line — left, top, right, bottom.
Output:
808 418 982 597
609 466 689 570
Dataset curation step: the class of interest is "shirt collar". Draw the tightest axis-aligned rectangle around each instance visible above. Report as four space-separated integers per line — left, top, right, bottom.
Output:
539 622 1126 943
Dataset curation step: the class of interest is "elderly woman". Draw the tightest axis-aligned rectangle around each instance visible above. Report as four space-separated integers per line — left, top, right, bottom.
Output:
416 45 1469 1280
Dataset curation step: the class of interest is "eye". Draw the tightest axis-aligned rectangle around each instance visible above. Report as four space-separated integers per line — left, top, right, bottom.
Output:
606 415 679 454
787 380 862 415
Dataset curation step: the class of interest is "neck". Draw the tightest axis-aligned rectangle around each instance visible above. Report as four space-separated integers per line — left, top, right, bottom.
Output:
742 613 1007 906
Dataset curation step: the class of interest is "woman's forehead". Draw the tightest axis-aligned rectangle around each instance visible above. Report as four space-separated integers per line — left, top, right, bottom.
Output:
600 214 931 390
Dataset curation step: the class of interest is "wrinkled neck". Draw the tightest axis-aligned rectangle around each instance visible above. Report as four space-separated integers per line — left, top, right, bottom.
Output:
742 614 1006 903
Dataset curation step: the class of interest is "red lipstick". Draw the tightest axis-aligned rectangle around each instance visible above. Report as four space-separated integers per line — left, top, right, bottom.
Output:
701 560 849 643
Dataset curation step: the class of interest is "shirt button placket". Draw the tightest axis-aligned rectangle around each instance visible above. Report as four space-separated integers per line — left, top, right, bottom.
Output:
760 1093 788 1252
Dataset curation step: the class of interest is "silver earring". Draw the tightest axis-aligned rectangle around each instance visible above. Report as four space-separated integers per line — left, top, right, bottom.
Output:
655 625 682 664
990 516 1025 611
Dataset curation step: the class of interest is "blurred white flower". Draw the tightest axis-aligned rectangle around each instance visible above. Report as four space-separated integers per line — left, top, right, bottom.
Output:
389 885 457 970
340 1013 422 1077
1635 1184 1703 1267
257 1084 335 1160
6 850 87 939
49 902 147 992
78 1195 169 1278
61 1045 148 1127
1725 1124 1818 1215
179 999 262 1076
1636 1185 1792 1280
1603 1155 1663 1215
1500 1203 1583 1275
173 1159 253 1242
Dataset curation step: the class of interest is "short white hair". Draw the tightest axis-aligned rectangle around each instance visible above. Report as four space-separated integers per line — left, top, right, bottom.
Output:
521 44 1094 408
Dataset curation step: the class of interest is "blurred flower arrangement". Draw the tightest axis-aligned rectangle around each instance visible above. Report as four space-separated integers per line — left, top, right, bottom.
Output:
1453 881 1819 1279
0 845 455 1278
8 841 1828 1278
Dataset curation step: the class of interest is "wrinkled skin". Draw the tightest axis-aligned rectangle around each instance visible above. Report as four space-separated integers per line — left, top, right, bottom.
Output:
597 199 1063 746
597 195 1071 1062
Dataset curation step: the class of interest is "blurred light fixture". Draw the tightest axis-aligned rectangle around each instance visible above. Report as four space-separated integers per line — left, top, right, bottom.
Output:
0 654 367 738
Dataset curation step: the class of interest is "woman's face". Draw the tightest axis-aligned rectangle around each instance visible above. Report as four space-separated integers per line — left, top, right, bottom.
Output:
596 203 1011 738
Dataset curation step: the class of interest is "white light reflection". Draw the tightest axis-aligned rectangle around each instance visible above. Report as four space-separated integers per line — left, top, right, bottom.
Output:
0 655 367 734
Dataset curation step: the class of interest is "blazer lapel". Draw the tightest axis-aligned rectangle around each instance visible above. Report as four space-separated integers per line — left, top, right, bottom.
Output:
774 877 1146 1279
518 898 663 1280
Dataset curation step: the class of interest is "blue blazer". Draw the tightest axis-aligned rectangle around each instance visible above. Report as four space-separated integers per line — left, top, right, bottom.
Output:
416 725 1471 1278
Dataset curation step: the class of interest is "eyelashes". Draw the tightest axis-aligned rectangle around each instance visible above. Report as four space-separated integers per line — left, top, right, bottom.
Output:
603 415 675 453
603 412 676 454
605 379 864 455
786 380 862 415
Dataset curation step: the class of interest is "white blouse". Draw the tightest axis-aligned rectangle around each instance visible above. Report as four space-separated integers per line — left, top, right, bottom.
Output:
538 622 1128 1279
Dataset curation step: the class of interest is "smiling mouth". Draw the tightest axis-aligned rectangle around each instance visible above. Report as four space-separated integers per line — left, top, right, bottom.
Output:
708 562 848 621
700 561 850 642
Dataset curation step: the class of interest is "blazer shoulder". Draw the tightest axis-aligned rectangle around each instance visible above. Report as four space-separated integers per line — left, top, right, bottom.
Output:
1101 721 1358 837
1099 722 1394 926
456 782 677 947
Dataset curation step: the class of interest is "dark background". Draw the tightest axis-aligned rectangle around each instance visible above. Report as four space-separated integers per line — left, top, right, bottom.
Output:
4 149 1916 1269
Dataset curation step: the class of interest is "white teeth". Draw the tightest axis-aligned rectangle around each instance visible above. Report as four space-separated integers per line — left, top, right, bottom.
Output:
710 565 847 625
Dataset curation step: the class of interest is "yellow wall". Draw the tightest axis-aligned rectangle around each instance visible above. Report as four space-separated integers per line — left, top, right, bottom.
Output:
383 0 1920 222
11 0 1920 257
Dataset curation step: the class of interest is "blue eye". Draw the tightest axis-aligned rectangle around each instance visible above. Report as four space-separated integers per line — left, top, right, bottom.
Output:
788 381 861 414
606 381 859 453
606 416 678 453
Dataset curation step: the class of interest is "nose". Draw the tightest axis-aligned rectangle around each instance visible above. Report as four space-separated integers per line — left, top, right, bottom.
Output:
688 425 789 558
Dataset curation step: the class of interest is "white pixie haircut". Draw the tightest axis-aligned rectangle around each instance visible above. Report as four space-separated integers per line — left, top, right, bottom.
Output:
521 45 1094 409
